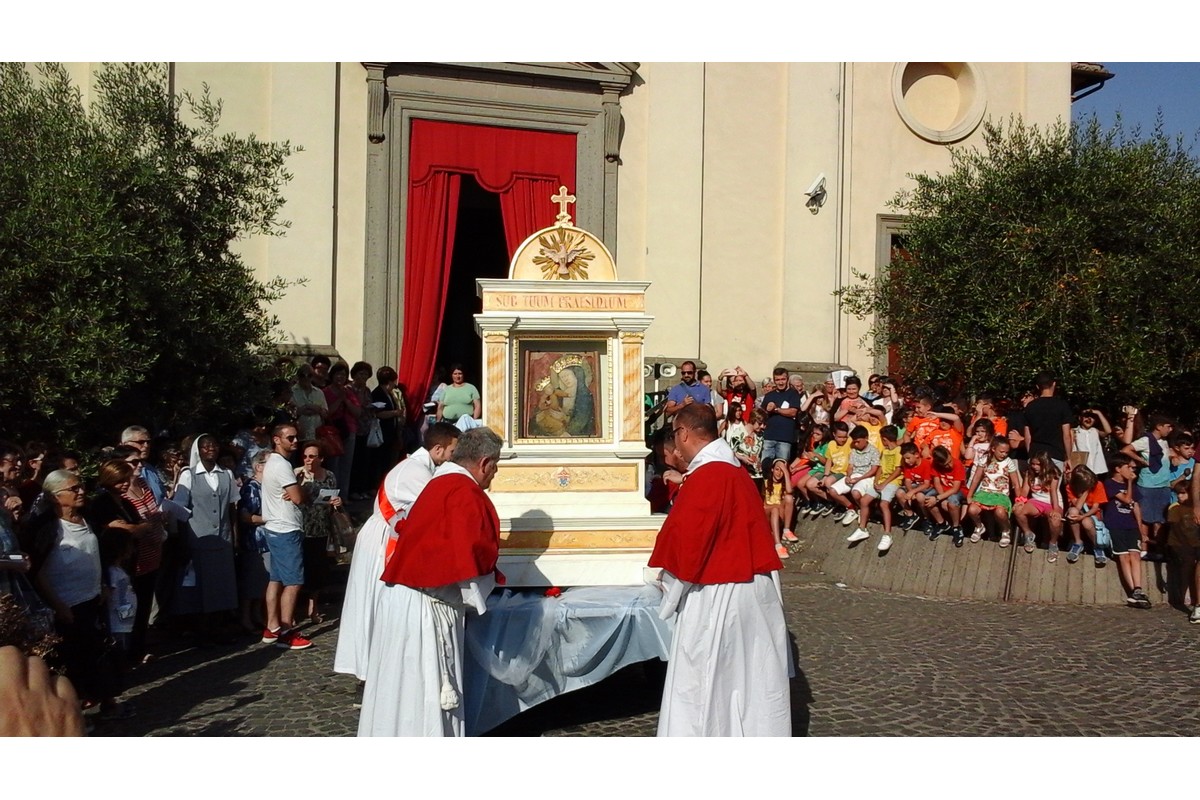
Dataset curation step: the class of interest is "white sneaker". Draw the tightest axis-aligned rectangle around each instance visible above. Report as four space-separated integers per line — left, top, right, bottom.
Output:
841 508 859 526
847 527 870 543
877 534 893 553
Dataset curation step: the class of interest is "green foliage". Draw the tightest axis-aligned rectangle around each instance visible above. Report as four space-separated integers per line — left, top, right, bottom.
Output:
836 116 1200 417
0 63 299 448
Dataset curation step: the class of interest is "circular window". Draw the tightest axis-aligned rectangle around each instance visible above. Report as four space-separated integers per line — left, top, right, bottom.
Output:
892 62 987 144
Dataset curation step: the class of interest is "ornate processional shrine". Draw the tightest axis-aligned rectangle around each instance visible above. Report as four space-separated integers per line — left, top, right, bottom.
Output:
476 187 661 586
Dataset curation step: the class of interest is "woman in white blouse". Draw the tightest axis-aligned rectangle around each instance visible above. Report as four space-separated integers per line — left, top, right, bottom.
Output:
32 470 128 718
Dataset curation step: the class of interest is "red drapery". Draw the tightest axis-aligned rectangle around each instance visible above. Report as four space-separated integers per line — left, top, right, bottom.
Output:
396 170 461 421
398 120 576 418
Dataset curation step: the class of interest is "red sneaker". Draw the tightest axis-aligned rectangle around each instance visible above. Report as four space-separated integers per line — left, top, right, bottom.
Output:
276 629 313 650
261 627 281 645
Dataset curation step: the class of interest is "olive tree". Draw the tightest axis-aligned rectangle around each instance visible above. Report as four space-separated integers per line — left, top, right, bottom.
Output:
837 116 1200 417
0 62 298 448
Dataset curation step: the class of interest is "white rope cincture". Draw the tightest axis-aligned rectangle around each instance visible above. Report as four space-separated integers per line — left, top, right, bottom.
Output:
429 596 461 711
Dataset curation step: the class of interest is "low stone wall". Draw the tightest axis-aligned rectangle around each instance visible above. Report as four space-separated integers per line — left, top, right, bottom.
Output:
792 512 1176 607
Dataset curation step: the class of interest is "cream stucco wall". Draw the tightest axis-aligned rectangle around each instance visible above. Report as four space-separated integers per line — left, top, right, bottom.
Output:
49 62 369 361
44 61 1070 382
173 62 369 359
617 61 1071 382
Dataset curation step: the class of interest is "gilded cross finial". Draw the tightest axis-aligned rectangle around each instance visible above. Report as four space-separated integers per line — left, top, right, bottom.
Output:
552 185 576 226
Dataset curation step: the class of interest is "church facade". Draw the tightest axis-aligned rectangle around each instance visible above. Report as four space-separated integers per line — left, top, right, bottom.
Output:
60 61 1075 386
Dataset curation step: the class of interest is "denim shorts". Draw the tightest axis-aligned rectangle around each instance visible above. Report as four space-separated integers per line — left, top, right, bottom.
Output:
1135 485 1171 525
761 439 793 465
264 528 305 586
938 491 965 507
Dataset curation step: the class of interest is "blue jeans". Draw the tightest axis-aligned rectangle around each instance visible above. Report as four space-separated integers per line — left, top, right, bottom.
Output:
762 439 792 465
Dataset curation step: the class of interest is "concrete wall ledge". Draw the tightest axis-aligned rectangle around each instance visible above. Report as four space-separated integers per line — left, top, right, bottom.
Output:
791 512 1177 607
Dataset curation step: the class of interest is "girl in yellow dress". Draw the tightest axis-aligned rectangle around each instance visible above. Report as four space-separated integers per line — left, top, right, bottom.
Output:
763 458 793 560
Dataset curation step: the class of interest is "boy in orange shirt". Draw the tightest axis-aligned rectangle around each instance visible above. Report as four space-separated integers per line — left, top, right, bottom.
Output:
920 445 967 545
1064 464 1108 565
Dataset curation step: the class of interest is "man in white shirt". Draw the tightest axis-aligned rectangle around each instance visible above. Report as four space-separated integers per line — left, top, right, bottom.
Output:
261 424 312 651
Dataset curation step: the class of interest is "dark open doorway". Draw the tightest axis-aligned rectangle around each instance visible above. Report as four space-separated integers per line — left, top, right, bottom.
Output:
434 176 510 402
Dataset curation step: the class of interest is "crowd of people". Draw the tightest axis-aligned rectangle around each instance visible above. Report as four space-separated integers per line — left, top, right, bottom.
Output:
647 363 1200 617
7 349 1200 737
0 355 416 728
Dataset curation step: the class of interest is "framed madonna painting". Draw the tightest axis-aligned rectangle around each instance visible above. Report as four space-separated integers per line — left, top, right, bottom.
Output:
518 340 606 440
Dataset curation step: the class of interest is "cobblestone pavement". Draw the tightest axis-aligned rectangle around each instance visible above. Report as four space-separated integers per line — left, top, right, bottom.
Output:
95 569 1200 737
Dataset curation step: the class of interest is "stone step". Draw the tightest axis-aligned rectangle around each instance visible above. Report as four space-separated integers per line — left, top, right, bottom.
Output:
791 512 1175 607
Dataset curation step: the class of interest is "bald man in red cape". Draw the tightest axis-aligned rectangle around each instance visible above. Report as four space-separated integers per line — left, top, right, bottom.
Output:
648 403 792 736
357 427 505 737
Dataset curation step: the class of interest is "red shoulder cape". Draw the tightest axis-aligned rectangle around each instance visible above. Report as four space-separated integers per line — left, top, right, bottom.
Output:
648 461 782 584
379 472 503 588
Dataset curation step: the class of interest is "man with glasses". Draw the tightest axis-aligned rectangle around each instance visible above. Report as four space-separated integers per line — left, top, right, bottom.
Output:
260 424 312 651
647 403 790 736
120 426 166 507
663 361 711 419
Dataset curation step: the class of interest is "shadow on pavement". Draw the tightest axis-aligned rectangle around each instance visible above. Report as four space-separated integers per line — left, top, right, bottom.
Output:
790 632 813 736
95 637 283 736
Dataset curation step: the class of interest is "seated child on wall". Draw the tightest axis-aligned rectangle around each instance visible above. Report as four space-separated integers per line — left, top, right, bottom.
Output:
1063 464 1108 566
964 434 1019 547
836 425 881 546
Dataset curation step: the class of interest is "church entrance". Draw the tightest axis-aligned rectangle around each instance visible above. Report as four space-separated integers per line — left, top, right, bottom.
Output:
396 119 577 416
434 176 510 403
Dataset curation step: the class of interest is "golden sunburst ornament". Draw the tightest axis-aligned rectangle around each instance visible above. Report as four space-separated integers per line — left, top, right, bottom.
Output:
533 228 595 280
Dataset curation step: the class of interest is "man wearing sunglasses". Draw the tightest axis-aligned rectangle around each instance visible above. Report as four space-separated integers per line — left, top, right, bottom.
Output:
663 360 712 418
647 403 791 736
120 426 166 507
260 424 312 651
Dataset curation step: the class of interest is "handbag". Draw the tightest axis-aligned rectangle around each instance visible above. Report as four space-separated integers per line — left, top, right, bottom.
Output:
366 418 384 449
331 509 355 553
316 424 345 457
0 569 56 639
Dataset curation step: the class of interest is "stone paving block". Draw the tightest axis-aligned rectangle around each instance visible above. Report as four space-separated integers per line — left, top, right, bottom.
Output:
909 533 935 596
1035 554 1057 604
859 533 884 588
935 535 959 597
1066 554 1083 602
968 538 996 599
945 538 968 598
984 541 1011 600
888 530 920 594
925 534 949 597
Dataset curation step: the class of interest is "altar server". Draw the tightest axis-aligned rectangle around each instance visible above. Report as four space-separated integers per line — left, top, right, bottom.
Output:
648 402 792 736
333 423 460 681
357 427 504 736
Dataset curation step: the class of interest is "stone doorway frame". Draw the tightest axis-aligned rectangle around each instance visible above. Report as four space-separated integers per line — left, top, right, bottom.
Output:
360 62 639 370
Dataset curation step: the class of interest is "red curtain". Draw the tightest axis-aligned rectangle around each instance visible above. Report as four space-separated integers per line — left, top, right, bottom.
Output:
398 120 576 416
498 177 562 257
397 171 461 419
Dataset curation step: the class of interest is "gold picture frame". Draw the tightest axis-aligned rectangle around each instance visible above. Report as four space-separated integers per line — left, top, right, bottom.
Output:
517 339 606 441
